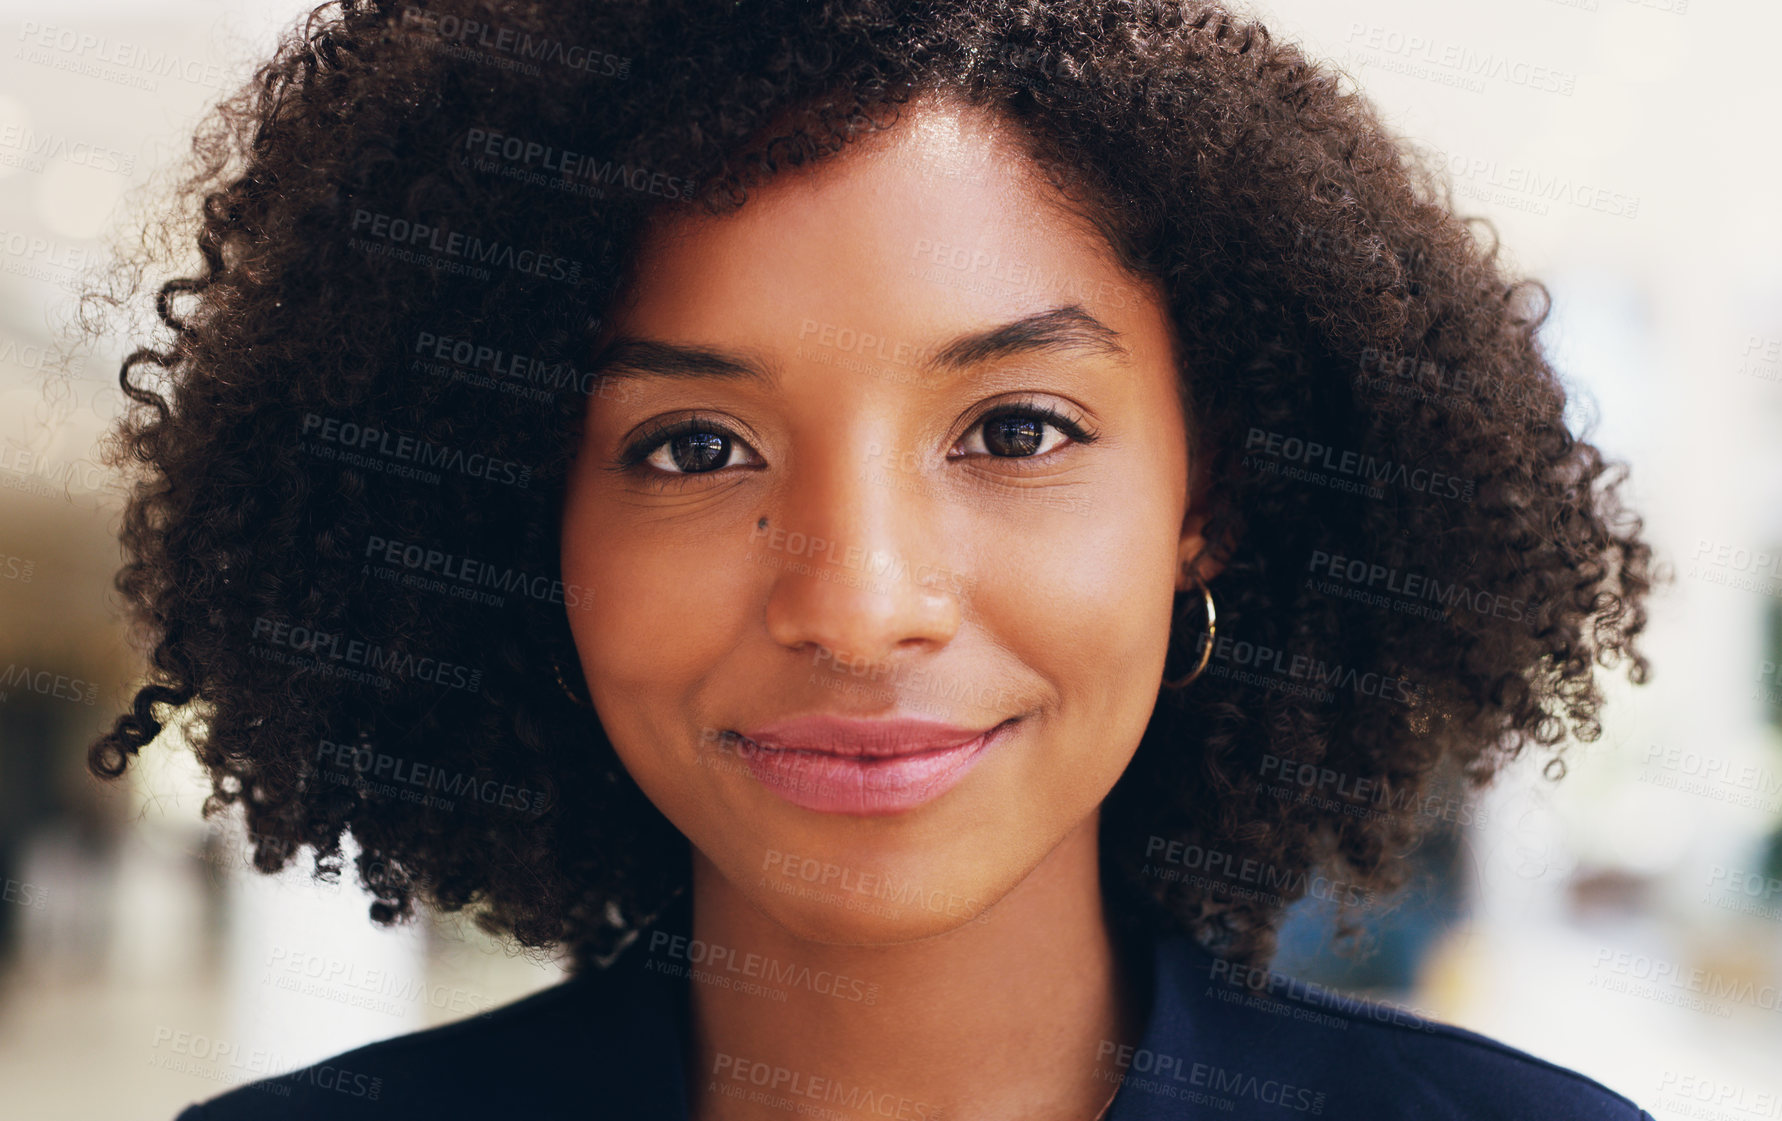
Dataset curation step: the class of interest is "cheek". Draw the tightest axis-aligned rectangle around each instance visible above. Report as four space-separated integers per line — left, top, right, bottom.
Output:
980 504 1178 790
559 499 767 800
1021 492 1177 683
561 489 750 686
562 542 710 813
572 546 717 694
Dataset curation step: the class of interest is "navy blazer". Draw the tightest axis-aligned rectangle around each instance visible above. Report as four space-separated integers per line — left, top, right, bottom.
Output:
174 892 1655 1120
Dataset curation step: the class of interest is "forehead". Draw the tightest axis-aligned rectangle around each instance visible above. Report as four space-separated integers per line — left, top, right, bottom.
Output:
603 95 1157 350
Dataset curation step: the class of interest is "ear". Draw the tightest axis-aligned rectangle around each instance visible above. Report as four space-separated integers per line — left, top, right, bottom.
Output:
1176 450 1231 592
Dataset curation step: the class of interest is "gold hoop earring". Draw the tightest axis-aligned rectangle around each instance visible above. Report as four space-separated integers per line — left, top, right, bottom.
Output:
1161 570 1216 691
551 653 594 709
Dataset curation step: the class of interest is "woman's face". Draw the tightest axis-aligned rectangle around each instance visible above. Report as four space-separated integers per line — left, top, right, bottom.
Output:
561 95 1211 942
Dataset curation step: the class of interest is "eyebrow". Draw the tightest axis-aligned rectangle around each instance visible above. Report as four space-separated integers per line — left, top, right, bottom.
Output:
588 303 1131 385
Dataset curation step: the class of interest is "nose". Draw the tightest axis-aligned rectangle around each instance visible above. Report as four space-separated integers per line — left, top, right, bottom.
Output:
760 440 964 670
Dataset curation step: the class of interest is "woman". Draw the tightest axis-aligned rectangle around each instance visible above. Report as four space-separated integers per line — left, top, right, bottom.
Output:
87 0 1658 1117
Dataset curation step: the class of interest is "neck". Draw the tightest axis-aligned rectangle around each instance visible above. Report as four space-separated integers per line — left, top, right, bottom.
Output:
684 813 1147 1121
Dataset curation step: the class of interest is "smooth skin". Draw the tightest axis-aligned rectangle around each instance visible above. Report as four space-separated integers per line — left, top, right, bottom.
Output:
560 90 1225 1121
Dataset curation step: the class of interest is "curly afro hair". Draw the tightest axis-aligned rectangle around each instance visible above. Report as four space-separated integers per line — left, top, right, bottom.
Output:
84 0 1654 972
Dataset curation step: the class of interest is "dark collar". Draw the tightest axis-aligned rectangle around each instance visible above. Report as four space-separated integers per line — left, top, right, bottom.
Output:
605 889 1651 1119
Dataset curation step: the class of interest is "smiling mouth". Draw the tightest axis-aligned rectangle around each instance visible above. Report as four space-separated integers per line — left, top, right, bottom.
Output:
717 717 1024 816
727 730 1007 761
728 713 1021 759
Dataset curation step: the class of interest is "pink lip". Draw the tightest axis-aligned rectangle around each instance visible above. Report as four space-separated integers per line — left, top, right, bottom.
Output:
725 715 1020 815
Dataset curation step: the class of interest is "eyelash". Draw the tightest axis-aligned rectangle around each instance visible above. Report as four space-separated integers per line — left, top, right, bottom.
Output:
616 396 1100 490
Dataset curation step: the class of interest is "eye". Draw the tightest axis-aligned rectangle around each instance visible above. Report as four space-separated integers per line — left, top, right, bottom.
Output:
619 412 761 483
952 398 1098 460
616 396 1099 490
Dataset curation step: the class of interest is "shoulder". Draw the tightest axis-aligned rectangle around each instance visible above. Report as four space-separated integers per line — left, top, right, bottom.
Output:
168 959 647 1121
1148 937 1653 1120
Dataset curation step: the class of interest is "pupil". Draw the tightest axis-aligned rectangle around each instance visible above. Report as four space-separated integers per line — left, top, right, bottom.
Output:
672 432 727 472
985 416 1041 457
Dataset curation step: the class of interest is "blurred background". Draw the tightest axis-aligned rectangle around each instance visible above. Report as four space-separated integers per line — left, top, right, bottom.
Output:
1 0 1778 1117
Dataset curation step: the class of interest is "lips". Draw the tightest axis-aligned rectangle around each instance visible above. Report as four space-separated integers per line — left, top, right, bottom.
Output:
735 714 1004 757
723 714 1021 815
